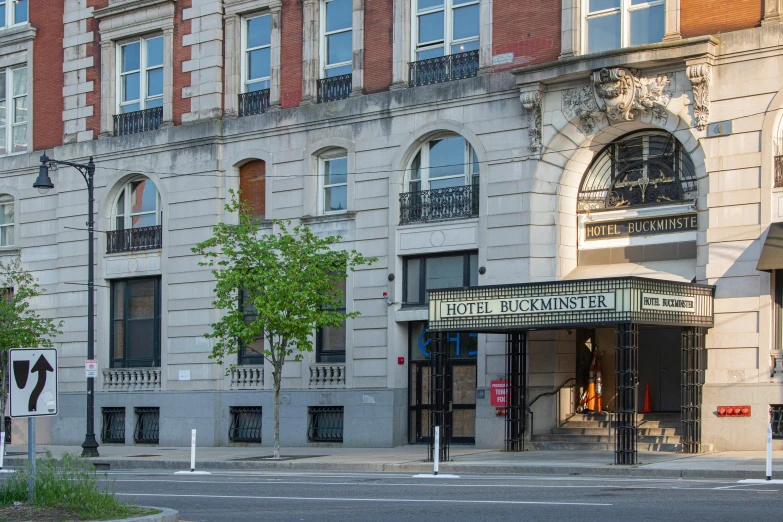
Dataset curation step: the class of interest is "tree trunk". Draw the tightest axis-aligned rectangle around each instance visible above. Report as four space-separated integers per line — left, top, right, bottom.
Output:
273 368 281 459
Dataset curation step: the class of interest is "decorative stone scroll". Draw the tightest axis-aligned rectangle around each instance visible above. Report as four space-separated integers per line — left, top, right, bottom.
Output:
520 89 543 154
562 67 672 134
686 63 711 131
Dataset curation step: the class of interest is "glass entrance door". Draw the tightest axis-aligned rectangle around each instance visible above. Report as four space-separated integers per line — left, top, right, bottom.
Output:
408 322 477 444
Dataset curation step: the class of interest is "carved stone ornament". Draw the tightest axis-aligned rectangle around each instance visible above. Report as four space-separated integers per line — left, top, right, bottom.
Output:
520 90 543 154
562 67 672 134
686 63 711 131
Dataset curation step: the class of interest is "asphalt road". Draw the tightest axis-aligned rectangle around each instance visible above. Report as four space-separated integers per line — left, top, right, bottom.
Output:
103 469 783 521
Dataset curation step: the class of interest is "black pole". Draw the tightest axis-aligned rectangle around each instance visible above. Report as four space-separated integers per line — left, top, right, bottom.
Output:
81 157 99 458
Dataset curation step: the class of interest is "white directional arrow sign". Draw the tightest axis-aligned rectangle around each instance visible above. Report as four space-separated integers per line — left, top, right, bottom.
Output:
9 349 58 418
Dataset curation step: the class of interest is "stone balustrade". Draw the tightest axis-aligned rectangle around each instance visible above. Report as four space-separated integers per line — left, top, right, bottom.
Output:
309 364 346 388
102 368 161 391
771 350 783 383
230 366 264 389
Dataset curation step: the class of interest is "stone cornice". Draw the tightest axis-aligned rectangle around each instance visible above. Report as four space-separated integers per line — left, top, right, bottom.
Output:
224 0 282 17
0 24 36 48
94 0 176 20
511 36 719 85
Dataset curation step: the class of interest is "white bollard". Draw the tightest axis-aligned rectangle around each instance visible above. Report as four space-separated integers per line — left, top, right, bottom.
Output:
767 422 773 481
0 430 5 470
433 426 440 476
190 429 196 472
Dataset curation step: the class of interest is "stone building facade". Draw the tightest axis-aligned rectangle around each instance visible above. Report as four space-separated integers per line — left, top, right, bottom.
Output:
1 0 783 452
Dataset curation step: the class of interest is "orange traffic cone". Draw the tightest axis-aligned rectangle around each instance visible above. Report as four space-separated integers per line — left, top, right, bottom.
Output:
642 383 652 413
586 350 597 411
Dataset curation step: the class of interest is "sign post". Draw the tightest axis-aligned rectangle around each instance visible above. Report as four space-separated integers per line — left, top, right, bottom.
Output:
9 349 58 501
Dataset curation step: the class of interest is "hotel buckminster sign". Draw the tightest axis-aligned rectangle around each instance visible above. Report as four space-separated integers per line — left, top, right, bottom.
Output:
440 293 615 318
585 213 697 241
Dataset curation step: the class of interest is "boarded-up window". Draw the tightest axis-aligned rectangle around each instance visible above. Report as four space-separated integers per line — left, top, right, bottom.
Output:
240 160 266 219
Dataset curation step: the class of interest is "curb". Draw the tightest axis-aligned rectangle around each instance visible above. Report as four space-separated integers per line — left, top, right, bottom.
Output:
3 456 774 480
104 507 178 522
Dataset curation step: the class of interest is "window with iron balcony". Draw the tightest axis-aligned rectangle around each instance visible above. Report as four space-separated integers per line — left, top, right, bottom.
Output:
239 12 272 117
318 0 353 103
114 35 164 136
107 178 162 254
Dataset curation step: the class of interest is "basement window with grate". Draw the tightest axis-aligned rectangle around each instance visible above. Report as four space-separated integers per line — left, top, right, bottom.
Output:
134 407 159 444
229 407 262 443
308 406 344 442
772 405 783 440
102 407 126 444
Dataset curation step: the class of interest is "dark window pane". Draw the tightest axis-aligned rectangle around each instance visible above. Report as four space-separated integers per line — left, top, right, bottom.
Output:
248 48 271 80
589 0 620 11
429 137 465 178
469 254 478 286
243 338 265 358
324 157 348 185
123 73 140 102
418 0 444 10
122 42 140 72
417 47 444 60
325 186 347 212
146 37 164 67
113 281 125 319
327 31 352 65
129 280 156 319
451 39 479 54
406 258 421 304
130 179 158 214
418 11 444 44
113 320 125 360
326 64 352 77
127 319 155 361
425 255 464 292
452 4 479 41
147 68 163 97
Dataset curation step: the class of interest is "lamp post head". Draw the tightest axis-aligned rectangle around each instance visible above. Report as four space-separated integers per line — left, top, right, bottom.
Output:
34 154 54 195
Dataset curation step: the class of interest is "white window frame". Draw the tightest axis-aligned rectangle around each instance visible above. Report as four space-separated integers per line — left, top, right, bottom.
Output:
582 0 665 53
0 0 28 29
241 12 272 93
0 195 13 247
116 35 164 114
113 178 162 231
320 0 353 78
319 150 349 215
407 134 479 192
411 0 480 62
0 66 27 157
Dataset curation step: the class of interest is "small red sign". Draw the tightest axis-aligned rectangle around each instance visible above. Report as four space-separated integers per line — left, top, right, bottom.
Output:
717 405 751 417
490 380 508 407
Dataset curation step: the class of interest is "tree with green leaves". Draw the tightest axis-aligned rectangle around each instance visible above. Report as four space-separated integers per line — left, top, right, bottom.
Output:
0 258 63 437
193 194 375 458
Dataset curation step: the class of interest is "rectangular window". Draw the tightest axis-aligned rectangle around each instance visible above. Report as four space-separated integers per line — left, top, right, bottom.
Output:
403 252 478 306
101 407 126 444
0 195 13 247
111 278 161 368
229 406 263 442
414 0 479 61
0 67 27 156
323 0 352 77
239 289 265 365
0 0 28 28
585 0 664 53
316 277 347 363
134 407 159 444
118 36 164 114
321 153 348 214
243 13 271 93
308 406 344 442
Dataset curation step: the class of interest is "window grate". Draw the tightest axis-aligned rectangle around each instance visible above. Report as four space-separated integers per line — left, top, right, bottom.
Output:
4 416 10 444
238 89 271 117
101 407 126 444
134 407 159 444
409 50 479 87
229 407 262 443
113 107 163 136
316 74 352 103
308 406 344 443
106 225 162 254
399 184 479 225
772 405 783 440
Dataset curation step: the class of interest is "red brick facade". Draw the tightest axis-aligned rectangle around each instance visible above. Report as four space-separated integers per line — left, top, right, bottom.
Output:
174 0 193 124
492 0 561 72
681 0 763 38
364 0 393 94
30 0 64 151
280 0 303 109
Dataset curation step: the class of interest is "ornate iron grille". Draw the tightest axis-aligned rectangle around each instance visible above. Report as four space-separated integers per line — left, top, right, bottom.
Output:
427 333 450 462
409 50 480 87
776 155 783 188
615 324 638 465
229 406 262 443
134 407 159 444
317 74 352 103
308 407 344 442
113 107 163 136
106 225 162 254
101 407 126 444
4 416 10 444
399 184 479 225
238 89 271 117
681 327 705 453
505 332 527 452
772 405 783 440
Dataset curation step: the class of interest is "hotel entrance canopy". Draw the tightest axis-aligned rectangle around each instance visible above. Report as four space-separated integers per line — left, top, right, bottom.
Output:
427 276 714 333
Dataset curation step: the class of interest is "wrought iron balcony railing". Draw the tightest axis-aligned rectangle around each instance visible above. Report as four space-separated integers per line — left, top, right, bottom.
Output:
399 184 479 225
317 74 352 103
238 89 271 117
409 50 480 87
106 225 162 254
113 107 163 136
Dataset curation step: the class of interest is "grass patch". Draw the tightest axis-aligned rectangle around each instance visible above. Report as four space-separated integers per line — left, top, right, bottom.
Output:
0 452 154 520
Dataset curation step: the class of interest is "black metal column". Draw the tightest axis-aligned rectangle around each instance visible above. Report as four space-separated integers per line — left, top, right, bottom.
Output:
681 327 705 454
428 332 450 463
615 323 639 465
505 332 527 451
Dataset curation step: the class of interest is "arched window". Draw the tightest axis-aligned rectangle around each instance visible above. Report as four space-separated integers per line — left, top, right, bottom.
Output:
408 134 479 192
0 194 13 247
114 178 160 230
239 160 266 219
577 130 696 213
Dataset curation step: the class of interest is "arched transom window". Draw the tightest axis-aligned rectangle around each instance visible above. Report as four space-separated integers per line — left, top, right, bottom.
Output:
408 134 479 192
114 178 161 230
577 131 696 213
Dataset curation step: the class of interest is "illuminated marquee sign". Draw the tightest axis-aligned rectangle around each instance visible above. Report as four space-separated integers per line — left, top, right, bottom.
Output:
585 214 697 241
440 293 615 318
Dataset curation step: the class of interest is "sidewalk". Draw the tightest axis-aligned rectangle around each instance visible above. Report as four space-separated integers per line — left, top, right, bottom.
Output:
4 444 783 479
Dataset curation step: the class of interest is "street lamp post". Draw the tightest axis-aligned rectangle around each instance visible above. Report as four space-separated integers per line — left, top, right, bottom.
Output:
34 153 99 458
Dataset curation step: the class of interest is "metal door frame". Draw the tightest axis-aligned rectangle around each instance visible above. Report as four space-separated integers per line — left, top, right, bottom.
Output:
505 332 527 451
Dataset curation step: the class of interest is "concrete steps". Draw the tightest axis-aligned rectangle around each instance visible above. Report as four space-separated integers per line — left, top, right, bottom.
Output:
532 412 683 452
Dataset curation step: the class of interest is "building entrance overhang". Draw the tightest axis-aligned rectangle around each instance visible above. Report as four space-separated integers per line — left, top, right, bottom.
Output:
426 276 714 334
